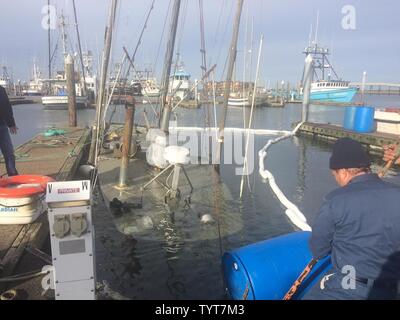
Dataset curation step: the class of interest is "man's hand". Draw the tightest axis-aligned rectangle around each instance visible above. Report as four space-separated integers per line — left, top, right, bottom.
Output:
383 144 400 165
9 126 18 135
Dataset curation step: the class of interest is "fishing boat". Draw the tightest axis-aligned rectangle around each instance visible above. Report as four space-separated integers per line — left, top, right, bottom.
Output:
41 13 90 110
42 71 89 110
141 78 160 98
300 78 358 103
170 64 193 101
0 66 12 93
22 62 44 96
298 40 357 103
228 92 267 107
42 95 89 110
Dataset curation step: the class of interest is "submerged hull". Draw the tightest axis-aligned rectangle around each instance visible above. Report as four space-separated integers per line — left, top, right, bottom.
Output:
309 88 358 103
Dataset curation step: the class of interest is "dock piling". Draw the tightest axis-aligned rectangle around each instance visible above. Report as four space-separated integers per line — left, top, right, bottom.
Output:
65 54 77 127
302 54 314 122
118 99 135 188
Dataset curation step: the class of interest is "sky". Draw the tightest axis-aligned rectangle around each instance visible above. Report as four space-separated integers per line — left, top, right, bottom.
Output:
0 0 399 86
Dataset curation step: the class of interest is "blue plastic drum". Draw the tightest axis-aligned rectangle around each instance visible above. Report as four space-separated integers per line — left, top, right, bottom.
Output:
222 231 332 300
354 106 375 133
343 106 358 131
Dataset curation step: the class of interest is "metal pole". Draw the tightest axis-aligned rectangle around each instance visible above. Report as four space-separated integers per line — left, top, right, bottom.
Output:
240 34 263 199
88 0 118 165
159 0 182 133
118 100 135 188
302 54 313 122
48 0 52 79
361 71 367 103
72 0 87 97
65 54 77 127
215 0 244 170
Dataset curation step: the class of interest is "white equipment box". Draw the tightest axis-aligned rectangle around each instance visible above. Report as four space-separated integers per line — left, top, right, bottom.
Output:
45 180 96 300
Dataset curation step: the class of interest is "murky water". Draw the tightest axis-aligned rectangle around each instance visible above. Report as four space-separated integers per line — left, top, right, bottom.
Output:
10 94 400 299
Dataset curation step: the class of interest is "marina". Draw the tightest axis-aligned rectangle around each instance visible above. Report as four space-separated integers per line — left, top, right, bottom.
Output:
0 0 399 302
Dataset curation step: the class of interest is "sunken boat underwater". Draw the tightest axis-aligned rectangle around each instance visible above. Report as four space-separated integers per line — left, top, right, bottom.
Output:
222 231 332 300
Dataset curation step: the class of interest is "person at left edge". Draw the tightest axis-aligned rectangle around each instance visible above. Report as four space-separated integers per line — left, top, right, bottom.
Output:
0 85 18 176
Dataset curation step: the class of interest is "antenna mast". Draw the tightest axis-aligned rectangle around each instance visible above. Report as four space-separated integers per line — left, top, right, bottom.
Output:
159 0 182 133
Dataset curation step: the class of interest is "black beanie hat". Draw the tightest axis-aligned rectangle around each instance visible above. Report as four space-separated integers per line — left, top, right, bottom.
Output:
329 137 371 170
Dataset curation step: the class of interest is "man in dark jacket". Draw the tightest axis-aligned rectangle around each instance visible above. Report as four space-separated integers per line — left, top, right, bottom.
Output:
0 85 18 176
303 138 400 300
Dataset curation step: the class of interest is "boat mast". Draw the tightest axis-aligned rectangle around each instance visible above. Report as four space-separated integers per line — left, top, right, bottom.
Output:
199 0 210 125
125 0 156 77
159 0 182 133
47 0 52 79
88 0 118 165
72 0 87 96
60 13 68 60
215 0 244 171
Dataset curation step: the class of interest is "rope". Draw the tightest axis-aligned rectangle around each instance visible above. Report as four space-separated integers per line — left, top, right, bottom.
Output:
283 258 318 300
258 122 312 231
0 269 49 282
154 0 173 71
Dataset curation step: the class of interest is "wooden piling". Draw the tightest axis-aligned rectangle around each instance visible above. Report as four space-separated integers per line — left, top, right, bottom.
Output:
118 98 135 188
65 54 77 127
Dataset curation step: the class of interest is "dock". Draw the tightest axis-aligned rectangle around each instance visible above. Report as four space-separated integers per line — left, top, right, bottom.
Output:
296 122 400 149
9 96 41 106
0 127 91 297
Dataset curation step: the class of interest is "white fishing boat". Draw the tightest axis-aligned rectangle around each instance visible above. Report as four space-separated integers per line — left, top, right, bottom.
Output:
0 66 12 92
141 78 160 97
42 95 89 110
170 64 193 101
22 62 44 96
41 13 90 110
228 92 267 107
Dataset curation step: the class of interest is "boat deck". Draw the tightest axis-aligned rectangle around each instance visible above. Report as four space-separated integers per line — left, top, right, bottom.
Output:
0 128 91 297
95 126 250 298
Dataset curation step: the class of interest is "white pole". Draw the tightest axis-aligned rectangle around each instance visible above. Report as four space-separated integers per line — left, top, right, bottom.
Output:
302 54 313 122
240 34 263 199
361 70 367 103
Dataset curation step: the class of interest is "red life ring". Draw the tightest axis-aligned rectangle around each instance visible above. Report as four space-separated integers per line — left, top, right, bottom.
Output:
0 175 55 198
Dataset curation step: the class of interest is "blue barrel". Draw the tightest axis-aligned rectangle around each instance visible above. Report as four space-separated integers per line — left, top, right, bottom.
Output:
222 232 332 300
354 106 375 133
343 106 358 131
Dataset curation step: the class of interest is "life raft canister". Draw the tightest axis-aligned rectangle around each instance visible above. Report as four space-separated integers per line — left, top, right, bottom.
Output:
0 175 55 225
0 175 54 198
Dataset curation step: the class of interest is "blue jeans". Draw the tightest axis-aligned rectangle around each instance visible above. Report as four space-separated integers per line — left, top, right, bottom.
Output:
302 270 398 300
0 123 18 176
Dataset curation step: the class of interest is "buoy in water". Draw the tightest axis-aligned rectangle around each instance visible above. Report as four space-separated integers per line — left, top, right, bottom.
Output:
78 164 96 178
200 213 214 224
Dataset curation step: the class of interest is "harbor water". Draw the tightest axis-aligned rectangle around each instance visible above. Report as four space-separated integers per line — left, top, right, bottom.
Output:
9 94 400 299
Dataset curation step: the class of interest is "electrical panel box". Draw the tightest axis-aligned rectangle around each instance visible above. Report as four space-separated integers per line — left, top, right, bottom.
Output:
46 180 96 300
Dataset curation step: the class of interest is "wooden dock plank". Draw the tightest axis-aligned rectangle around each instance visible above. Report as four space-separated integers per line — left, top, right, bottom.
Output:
297 122 400 148
0 128 91 290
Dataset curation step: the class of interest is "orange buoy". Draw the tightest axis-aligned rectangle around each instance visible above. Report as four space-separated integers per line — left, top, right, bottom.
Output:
0 175 54 198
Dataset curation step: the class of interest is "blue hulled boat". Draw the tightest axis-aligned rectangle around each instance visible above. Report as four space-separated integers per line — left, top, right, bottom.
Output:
298 42 358 103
